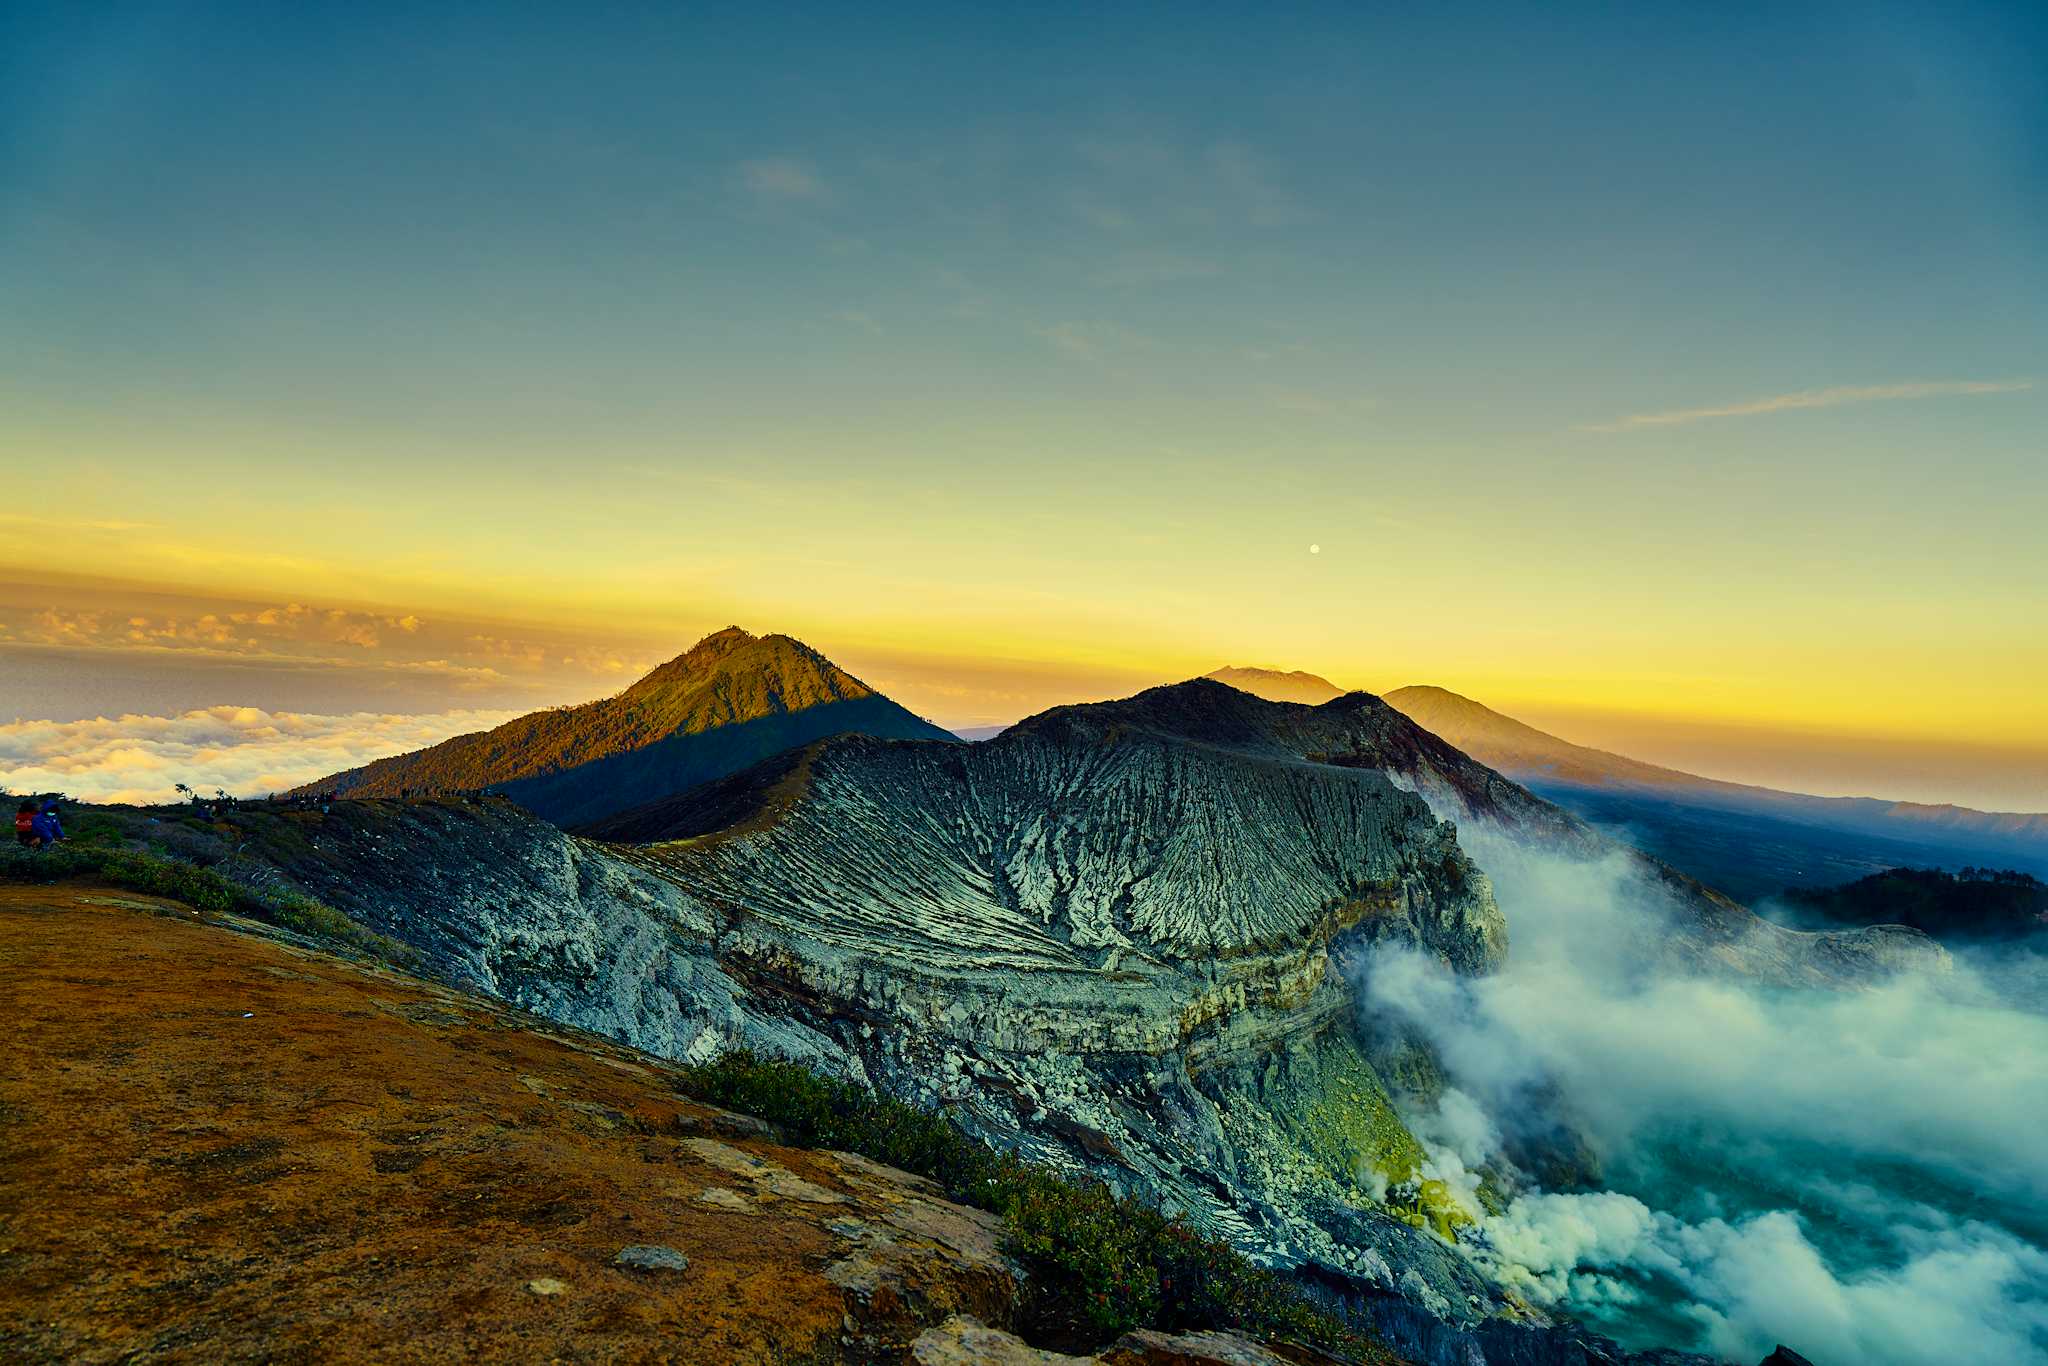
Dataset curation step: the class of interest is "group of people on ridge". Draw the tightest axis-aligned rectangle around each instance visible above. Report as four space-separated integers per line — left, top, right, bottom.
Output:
14 799 65 849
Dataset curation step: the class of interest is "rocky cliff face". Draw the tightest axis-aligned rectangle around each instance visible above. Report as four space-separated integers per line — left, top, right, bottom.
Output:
224 681 1924 1361
1156 683 1943 986
240 691 1518 1321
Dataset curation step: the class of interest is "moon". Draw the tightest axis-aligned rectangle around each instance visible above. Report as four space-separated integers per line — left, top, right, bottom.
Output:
1308 544 1320 555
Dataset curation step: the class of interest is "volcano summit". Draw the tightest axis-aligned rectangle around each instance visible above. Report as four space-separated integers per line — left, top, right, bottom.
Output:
295 627 951 827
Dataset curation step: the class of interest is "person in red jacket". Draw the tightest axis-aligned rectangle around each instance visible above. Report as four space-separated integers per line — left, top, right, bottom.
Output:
15 801 38 848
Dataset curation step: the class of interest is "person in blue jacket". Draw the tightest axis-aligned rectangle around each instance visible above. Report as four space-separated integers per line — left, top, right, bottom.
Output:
30 800 63 846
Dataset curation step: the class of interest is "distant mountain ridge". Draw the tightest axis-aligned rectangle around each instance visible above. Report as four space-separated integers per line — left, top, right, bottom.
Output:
1380 684 2048 894
1382 684 2048 835
1382 686 1704 789
1203 665 1347 705
294 627 953 827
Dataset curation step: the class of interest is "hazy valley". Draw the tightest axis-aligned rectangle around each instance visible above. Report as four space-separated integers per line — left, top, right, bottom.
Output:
1205 670 2048 907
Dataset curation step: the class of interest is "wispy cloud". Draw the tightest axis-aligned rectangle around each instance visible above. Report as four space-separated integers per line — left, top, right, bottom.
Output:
737 157 827 201
1066 189 1137 233
15 603 427 654
1071 133 1311 231
1089 248 1221 289
931 266 994 319
0 513 157 533
1241 342 1320 364
1206 140 1309 227
1035 320 1154 363
827 308 883 335
0 582 662 693
1582 379 2034 433
1259 385 1377 417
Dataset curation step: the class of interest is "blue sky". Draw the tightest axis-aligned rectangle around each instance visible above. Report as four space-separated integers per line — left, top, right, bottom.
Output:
8 1 2041 443
2 0 2045 804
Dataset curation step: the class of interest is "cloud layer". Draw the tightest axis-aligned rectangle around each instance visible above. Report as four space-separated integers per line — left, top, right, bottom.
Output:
1477 1192 2048 1366
17 603 424 655
0 580 670 723
0 707 520 802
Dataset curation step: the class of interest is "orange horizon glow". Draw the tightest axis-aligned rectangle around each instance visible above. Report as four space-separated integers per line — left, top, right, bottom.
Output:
3 551 2043 812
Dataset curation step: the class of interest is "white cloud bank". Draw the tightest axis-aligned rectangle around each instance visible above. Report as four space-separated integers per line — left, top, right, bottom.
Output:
1354 831 2048 1365
1475 1192 2048 1366
0 707 521 802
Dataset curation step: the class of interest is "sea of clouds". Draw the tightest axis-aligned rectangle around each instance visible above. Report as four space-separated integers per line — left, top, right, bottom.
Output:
0 707 521 803
1355 832 2048 1366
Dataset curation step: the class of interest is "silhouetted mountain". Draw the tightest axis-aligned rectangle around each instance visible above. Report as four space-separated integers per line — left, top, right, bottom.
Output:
1384 686 1694 788
1205 665 1347 705
1384 685 2048 899
293 627 952 827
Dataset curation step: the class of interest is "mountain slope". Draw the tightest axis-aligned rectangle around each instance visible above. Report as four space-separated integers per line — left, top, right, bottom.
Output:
4 882 1296 1365
1383 685 2048 897
141 680 1913 1363
295 627 953 827
1382 687 1688 788
219 723 1521 1326
1206 665 1347 705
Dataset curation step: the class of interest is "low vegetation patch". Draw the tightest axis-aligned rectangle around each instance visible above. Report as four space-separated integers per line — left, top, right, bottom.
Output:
1 842 415 967
674 1050 1386 1359
5 843 240 910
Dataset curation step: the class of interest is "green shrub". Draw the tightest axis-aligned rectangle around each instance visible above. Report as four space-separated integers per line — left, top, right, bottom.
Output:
993 1162 1165 1339
62 810 131 849
0 843 413 967
2 844 235 910
269 889 418 966
673 1051 1377 1357
677 1053 1000 1182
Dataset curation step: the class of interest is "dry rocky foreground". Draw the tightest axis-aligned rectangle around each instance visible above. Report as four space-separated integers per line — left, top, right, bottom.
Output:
0 883 1353 1365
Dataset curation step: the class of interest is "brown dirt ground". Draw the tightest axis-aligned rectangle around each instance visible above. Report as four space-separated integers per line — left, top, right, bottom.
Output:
0 883 1013 1364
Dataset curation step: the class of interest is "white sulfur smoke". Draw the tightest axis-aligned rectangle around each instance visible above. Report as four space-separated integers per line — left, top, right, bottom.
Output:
1355 826 2048 1366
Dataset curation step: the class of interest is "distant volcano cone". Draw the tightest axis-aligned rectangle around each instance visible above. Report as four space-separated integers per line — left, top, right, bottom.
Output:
292 627 953 827
1204 665 1347 705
